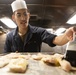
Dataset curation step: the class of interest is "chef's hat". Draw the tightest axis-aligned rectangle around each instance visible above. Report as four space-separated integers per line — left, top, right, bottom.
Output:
11 0 27 12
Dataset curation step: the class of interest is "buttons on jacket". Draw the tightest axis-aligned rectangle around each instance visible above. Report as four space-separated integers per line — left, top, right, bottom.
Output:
27 41 36 44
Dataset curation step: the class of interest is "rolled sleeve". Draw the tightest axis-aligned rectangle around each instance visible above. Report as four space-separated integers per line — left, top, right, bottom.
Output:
40 29 57 47
45 34 57 47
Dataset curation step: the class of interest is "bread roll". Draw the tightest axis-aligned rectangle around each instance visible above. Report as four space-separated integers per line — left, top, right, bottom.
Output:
41 55 59 66
9 58 28 73
0 56 10 68
57 58 72 72
0 59 9 68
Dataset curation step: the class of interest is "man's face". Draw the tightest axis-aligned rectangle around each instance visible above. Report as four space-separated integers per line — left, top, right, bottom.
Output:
12 9 30 29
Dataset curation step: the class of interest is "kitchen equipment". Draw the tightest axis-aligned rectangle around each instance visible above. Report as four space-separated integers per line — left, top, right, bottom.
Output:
64 33 76 67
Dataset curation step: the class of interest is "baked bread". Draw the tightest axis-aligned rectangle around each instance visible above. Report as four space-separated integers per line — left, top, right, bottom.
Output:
41 53 72 71
0 58 10 68
9 58 28 73
41 55 59 66
31 53 51 60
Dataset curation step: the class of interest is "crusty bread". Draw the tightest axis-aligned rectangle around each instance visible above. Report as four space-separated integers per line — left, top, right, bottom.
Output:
9 58 28 73
41 53 72 71
41 55 60 66
0 56 10 68
0 59 9 68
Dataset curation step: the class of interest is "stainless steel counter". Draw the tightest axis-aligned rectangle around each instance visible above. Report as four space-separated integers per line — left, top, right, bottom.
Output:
0 52 76 75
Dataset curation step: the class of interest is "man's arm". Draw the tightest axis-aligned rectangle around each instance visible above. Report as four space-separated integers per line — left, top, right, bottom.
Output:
53 27 76 46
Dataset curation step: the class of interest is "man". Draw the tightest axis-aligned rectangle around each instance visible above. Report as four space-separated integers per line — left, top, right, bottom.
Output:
4 0 76 52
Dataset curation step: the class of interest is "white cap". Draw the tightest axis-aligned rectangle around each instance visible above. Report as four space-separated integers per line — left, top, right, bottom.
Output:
11 0 27 12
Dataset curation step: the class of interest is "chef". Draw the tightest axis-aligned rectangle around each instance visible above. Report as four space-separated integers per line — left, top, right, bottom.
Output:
4 0 76 52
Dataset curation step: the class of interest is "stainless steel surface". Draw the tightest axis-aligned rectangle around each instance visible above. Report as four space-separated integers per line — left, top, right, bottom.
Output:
0 52 76 75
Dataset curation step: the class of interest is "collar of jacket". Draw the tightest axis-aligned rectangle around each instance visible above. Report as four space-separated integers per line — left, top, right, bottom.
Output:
12 24 38 46
13 24 37 37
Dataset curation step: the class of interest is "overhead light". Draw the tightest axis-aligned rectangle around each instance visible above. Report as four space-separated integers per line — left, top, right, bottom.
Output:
66 14 76 24
0 17 16 28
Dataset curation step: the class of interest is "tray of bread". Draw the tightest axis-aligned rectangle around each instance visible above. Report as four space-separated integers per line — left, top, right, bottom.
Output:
0 52 76 75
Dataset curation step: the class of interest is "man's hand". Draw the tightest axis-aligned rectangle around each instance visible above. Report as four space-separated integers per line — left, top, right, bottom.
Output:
53 26 76 45
65 27 76 41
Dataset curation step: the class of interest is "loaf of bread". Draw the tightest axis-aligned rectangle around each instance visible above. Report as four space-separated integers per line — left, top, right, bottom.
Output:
9 58 28 73
0 56 10 68
53 53 72 71
41 53 72 71
0 59 10 68
41 55 59 66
